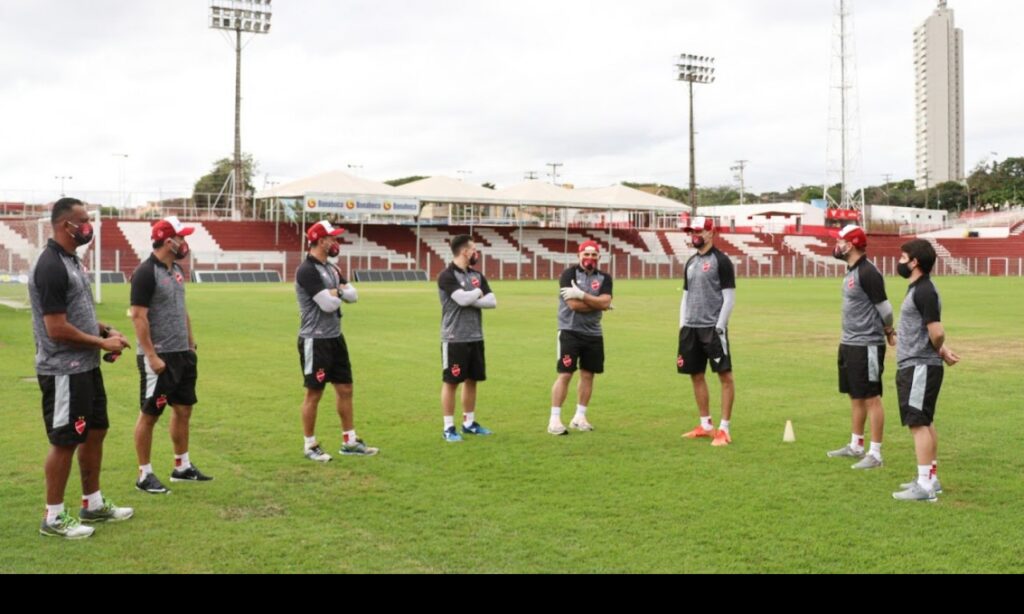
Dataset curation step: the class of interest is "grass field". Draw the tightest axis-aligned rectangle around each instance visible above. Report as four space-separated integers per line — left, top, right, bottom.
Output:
1 277 1023 573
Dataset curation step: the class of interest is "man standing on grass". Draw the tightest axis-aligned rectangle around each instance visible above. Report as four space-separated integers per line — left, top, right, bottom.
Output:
30 197 133 539
892 239 959 502
547 240 612 436
294 221 378 462
132 216 213 494
678 217 737 447
438 234 497 442
826 225 895 470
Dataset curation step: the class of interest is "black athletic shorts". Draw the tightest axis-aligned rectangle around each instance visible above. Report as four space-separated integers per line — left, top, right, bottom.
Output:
557 330 605 374
896 364 944 428
838 344 885 400
299 336 353 390
442 341 486 384
678 327 732 375
138 351 199 416
38 368 109 446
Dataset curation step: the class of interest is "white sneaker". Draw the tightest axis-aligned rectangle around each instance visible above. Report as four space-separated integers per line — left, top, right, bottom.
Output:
40 511 95 539
547 421 568 436
569 417 594 432
304 444 333 463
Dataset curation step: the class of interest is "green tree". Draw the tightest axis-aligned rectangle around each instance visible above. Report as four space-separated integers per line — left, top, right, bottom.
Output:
192 154 257 205
385 176 428 187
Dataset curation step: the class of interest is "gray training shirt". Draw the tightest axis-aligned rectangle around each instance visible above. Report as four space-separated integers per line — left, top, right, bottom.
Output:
841 257 888 346
131 255 190 355
29 240 101 376
558 265 613 336
683 247 736 328
897 277 944 370
438 263 492 343
295 255 346 339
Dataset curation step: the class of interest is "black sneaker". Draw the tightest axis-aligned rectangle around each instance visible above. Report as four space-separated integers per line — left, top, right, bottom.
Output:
136 472 171 494
170 464 213 482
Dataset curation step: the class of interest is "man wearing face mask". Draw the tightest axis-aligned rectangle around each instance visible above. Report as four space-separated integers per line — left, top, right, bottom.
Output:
548 240 613 436
131 216 212 493
678 217 737 447
892 239 959 501
826 224 895 470
437 234 497 442
294 221 377 462
30 198 134 539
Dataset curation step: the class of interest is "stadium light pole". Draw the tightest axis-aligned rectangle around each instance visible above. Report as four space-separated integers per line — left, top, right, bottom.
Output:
112 153 128 208
55 175 72 197
210 0 272 219
676 53 716 211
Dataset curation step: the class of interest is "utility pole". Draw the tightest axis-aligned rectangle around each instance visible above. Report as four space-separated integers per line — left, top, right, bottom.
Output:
546 163 563 186
731 160 749 205
524 171 539 181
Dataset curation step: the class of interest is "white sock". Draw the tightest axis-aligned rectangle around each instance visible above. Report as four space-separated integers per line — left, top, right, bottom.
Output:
83 491 103 512
343 430 358 445
443 416 455 431
917 465 932 490
45 503 65 524
304 436 317 450
575 405 587 417
869 442 882 460
139 464 154 479
550 407 562 419
851 434 865 452
719 419 731 433
463 412 476 428
701 416 713 431
175 452 191 471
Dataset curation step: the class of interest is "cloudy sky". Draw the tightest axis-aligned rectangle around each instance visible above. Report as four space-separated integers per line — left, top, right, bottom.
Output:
0 0 1019 205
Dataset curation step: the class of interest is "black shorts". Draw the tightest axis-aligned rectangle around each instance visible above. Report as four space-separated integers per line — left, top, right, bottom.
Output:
138 351 199 416
677 327 732 375
299 336 353 390
838 344 885 400
38 368 109 447
442 341 486 384
557 330 605 374
897 365 944 428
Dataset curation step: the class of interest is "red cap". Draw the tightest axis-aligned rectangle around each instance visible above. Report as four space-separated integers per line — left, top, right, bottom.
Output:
151 216 195 241
682 216 716 233
306 221 345 243
831 224 868 249
578 240 601 254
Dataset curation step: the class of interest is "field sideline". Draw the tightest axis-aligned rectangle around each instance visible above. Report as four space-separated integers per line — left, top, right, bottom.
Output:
1 277 1022 573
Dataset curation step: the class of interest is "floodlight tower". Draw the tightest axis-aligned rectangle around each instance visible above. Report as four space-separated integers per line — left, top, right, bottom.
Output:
209 0 272 218
676 53 716 211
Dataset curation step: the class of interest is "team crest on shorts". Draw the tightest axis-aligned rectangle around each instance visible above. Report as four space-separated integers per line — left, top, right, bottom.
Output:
74 418 86 435
316 369 326 384
451 364 462 378
156 395 168 410
562 355 574 368
677 355 685 369
703 262 712 273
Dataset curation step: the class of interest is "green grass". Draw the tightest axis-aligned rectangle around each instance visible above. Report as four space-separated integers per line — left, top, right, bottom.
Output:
1 277 1023 573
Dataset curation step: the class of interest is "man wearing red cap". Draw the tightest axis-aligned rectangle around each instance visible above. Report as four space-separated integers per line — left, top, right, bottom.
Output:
294 221 377 462
131 216 211 494
826 224 895 470
678 217 737 447
548 240 613 436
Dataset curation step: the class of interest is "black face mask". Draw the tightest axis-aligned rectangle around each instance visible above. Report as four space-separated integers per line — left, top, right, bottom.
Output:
833 245 851 262
692 236 706 250
67 221 94 246
897 262 914 279
469 253 480 267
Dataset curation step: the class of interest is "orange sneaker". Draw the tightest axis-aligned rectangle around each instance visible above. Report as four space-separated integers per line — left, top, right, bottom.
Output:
711 430 732 447
682 426 715 439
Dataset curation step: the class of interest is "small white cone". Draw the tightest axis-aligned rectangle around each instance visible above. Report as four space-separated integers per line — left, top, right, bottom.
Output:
125 308 132 318
783 420 796 443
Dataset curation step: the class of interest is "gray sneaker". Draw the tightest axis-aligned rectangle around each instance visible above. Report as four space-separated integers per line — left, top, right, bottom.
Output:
827 445 865 459
79 498 134 523
900 477 943 494
851 455 883 470
340 439 379 456
40 511 95 540
893 482 938 502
